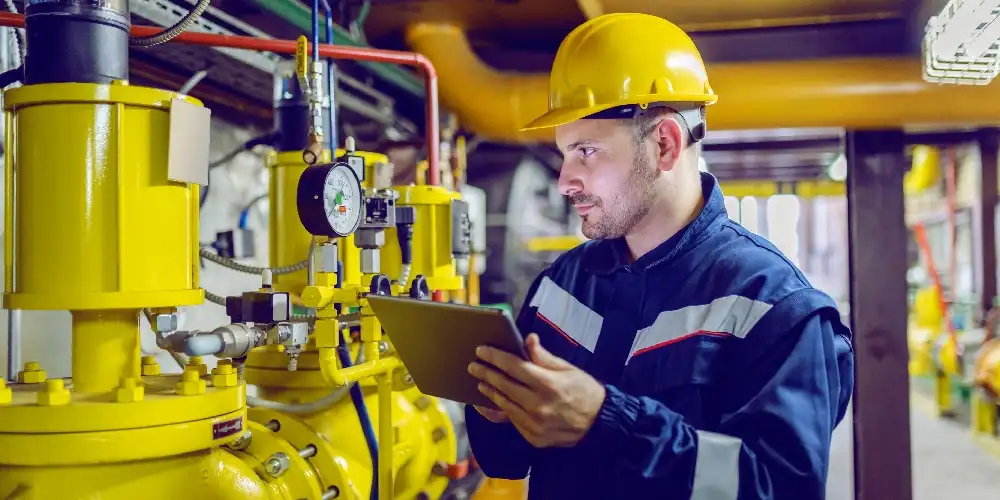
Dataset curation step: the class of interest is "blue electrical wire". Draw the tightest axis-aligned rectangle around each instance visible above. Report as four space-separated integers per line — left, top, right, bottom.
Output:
321 0 338 150
238 209 250 230
311 0 320 63
335 260 380 500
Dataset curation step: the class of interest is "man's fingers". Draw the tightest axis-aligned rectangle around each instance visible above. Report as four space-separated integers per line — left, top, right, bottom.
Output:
474 405 509 423
478 382 534 425
476 345 552 389
525 333 573 370
468 361 539 407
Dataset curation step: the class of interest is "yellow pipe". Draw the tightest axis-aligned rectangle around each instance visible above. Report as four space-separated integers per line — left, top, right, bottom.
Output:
405 23 1000 141
71 309 141 394
377 372 394 500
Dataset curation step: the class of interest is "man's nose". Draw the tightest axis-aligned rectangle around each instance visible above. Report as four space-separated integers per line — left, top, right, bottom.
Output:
557 163 582 197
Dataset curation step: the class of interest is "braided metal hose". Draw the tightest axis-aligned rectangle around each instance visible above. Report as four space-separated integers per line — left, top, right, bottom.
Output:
129 0 212 47
200 248 309 276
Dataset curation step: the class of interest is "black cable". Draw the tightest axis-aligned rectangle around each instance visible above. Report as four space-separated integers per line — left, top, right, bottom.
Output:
130 0 212 47
0 65 22 90
200 133 275 209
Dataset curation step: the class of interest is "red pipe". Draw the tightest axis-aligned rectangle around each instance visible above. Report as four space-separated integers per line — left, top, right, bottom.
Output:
0 12 441 185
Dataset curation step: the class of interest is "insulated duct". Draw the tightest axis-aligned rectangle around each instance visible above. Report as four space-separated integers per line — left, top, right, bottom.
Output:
405 23 1000 143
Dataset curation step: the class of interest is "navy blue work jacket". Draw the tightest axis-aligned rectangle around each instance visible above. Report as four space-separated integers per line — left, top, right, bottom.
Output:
465 172 855 499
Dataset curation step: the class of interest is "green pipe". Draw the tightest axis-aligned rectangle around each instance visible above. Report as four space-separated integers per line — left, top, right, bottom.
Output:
250 0 424 97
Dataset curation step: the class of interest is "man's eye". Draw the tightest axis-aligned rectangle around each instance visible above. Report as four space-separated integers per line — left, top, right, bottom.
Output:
579 147 596 157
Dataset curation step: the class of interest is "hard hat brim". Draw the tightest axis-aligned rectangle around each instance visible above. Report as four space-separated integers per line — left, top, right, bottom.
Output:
519 95 719 132
518 105 609 132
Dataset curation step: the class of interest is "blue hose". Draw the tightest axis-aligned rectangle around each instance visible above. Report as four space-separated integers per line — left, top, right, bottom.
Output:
311 0 320 62
322 0 338 150
336 260 379 500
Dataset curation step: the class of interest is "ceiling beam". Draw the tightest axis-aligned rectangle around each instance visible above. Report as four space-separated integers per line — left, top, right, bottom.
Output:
905 0 948 52
474 18 912 72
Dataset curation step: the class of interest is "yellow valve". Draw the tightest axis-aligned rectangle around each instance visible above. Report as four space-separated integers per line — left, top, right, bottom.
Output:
295 35 310 88
140 356 160 376
211 363 238 389
0 379 11 405
115 377 144 403
37 379 70 406
175 368 207 396
17 361 46 384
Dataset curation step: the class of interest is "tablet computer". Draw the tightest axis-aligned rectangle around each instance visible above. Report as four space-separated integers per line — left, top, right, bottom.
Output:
366 295 528 409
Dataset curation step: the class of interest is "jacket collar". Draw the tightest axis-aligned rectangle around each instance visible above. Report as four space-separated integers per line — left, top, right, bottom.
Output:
583 172 727 275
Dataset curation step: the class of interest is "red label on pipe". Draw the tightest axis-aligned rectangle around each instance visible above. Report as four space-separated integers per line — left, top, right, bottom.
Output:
212 416 244 440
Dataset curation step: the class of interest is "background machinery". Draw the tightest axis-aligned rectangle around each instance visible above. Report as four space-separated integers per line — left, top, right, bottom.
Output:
0 1 485 498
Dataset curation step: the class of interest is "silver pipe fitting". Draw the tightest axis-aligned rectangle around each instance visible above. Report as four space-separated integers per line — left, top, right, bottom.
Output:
179 324 266 359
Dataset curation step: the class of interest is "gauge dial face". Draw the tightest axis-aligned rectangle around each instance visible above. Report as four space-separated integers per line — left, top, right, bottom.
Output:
322 164 362 236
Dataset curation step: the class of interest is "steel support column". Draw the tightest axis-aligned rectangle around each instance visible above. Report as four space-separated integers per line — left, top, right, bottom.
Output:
846 129 912 500
974 130 998 318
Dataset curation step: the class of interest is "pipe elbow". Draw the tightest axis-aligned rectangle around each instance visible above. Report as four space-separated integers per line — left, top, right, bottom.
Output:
404 22 552 143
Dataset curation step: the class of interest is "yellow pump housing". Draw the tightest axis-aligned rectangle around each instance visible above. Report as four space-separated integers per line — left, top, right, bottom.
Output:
382 185 465 292
0 82 250 498
244 346 459 499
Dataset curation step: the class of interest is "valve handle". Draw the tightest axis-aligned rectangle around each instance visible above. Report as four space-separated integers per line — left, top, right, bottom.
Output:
295 35 310 92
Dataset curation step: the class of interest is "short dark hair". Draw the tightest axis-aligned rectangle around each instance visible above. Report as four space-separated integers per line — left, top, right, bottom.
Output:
620 108 702 156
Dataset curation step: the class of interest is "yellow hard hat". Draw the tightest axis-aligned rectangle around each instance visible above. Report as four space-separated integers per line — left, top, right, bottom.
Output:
520 13 717 132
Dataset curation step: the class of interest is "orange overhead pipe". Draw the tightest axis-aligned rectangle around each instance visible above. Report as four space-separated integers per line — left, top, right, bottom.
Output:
405 22 1000 143
0 12 442 185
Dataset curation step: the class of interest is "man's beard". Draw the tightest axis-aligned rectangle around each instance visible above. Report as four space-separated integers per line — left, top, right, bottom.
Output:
575 149 658 240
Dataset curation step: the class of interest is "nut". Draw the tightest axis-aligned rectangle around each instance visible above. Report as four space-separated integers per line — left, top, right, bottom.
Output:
175 368 206 396
263 452 290 478
153 313 179 333
211 363 238 388
37 378 70 406
141 356 160 376
18 361 46 384
431 427 446 442
228 432 252 451
187 356 209 376
0 379 11 405
413 396 432 411
116 377 144 403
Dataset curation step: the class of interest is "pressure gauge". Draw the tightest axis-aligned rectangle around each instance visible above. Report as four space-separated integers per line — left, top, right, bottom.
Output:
297 162 364 237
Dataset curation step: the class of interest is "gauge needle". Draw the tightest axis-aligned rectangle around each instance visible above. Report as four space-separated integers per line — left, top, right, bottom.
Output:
333 191 347 213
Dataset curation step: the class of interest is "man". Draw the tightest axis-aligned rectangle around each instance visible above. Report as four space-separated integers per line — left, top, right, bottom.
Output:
464 12 855 500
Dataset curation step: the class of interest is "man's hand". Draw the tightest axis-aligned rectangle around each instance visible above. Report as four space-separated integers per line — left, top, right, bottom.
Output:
467 333 606 448
474 405 509 423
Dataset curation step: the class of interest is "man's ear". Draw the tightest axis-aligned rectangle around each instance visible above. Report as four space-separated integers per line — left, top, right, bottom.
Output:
652 115 686 172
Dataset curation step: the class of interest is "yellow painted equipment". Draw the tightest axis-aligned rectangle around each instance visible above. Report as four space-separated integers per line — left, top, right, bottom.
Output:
0 82 252 498
905 145 941 195
256 145 469 499
245 346 459 499
269 148 391 296
973 339 1000 436
3 83 202 313
718 180 846 199
383 185 466 292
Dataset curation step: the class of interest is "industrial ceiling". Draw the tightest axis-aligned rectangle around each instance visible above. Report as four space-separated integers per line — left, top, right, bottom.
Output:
99 0 972 181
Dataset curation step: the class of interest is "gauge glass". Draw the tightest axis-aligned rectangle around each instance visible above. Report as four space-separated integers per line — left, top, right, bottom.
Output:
323 164 362 236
